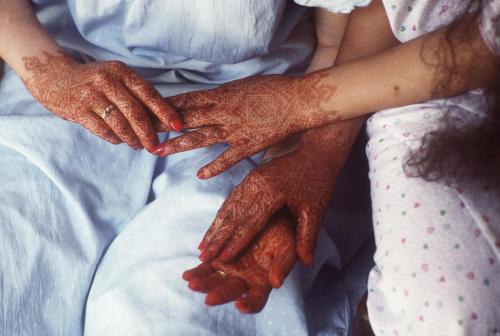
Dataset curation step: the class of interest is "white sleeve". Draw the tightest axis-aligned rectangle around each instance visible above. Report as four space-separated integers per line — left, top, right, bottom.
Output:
294 0 372 13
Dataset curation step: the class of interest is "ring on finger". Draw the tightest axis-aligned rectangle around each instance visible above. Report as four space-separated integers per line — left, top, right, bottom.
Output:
215 270 228 280
101 104 115 120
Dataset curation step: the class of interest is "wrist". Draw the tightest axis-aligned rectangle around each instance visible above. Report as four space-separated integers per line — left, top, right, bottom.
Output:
22 51 78 85
293 70 341 129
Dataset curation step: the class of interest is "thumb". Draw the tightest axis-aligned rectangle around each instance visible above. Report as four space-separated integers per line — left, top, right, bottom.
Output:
295 205 324 267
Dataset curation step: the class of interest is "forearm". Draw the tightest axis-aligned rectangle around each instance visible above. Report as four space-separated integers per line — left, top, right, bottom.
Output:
0 0 62 77
306 14 500 124
300 0 398 153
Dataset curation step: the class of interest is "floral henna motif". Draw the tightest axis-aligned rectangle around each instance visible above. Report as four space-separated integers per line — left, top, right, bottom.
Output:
183 210 296 314
199 122 358 266
154 73 339 177
22 51 181 150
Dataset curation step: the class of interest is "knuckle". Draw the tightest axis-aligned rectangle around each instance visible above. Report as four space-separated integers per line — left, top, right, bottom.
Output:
107 60 127 71
94 70 113 84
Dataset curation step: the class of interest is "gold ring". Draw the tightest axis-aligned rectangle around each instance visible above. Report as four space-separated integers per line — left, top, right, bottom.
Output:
215 270 228 280
101 105 114 120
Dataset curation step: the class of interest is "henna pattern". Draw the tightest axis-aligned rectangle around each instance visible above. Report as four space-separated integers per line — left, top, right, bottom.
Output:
198 122 358 266
183 210 296 314
153 73 338 177
22 51 181 150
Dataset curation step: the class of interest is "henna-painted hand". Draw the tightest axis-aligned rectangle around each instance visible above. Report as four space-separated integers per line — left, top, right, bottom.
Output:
183 211 296 314
22 51 182 150
198 126 353 266
153 73 336 178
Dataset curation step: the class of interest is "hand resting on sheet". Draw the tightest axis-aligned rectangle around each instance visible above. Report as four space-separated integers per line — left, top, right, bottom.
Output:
22 51 182 151
183 210 296 314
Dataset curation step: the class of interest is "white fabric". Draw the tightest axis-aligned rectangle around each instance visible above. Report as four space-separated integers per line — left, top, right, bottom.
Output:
381 0 470 43
369 3 500 334
365 94 500 335
294 0 372 13
479 0 500 55
1 1 368 335
83 140 335 336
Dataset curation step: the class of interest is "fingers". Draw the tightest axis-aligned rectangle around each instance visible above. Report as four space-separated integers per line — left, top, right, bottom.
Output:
268 246 296 288
199 214 235 262
98 76 158 150
205 278 247 306
169 91 217 111
198 198 234 252
152 106 215 133
117 63 183 131
200 173 281 262
90 95 142 149
218 196 281 262
197 146 244 179
235 286 271 314
78 110 122 145
182 262 214 281
153 127 227 157
187 272 227 293
296 206 324 267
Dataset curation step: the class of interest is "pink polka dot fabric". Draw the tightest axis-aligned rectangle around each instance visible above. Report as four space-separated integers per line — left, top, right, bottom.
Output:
365 97 500 335
364 2 500 334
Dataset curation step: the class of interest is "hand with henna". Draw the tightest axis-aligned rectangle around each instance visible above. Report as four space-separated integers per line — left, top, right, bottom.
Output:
182 210 296 314
22 51 182 151
152 73 338 178
196 121 358 266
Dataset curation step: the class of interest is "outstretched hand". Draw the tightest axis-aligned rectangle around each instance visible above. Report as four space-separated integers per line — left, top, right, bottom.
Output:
153 73 337 178
183 211 296 314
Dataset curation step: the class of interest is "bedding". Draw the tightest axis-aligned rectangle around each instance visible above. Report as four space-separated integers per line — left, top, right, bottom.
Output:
0 1 372 335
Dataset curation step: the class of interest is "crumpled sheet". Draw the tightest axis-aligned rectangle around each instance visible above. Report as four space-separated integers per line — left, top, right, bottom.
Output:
0 1 372 335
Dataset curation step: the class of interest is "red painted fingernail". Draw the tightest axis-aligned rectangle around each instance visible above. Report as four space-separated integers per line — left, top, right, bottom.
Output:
199 249 209 262
170 119 183 132
198 239 207 250
151 146 164 156
197 169 207 179
304 254 314 267
188 281 200 290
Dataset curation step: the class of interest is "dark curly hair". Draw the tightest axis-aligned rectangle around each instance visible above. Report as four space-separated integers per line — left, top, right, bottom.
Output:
404 1 500 191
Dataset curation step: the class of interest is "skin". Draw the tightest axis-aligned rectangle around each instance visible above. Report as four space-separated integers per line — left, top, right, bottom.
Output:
198 122 359 266
182 210 296 314
154 73 339 178
176 0 399 267
154 10 500 169
181 8 361 311
0 0 181 151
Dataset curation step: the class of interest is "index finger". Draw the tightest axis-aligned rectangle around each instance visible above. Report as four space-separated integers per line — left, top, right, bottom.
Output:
109 61 183 131
100 80 158 150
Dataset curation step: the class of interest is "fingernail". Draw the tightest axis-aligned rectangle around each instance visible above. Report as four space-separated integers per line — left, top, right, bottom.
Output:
188 281 200 290
151 146 164 156
199 249 209 262
170 119 183 132
198 240 207 250
304 254 314 267
236 302 251 314
197 169 207 179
